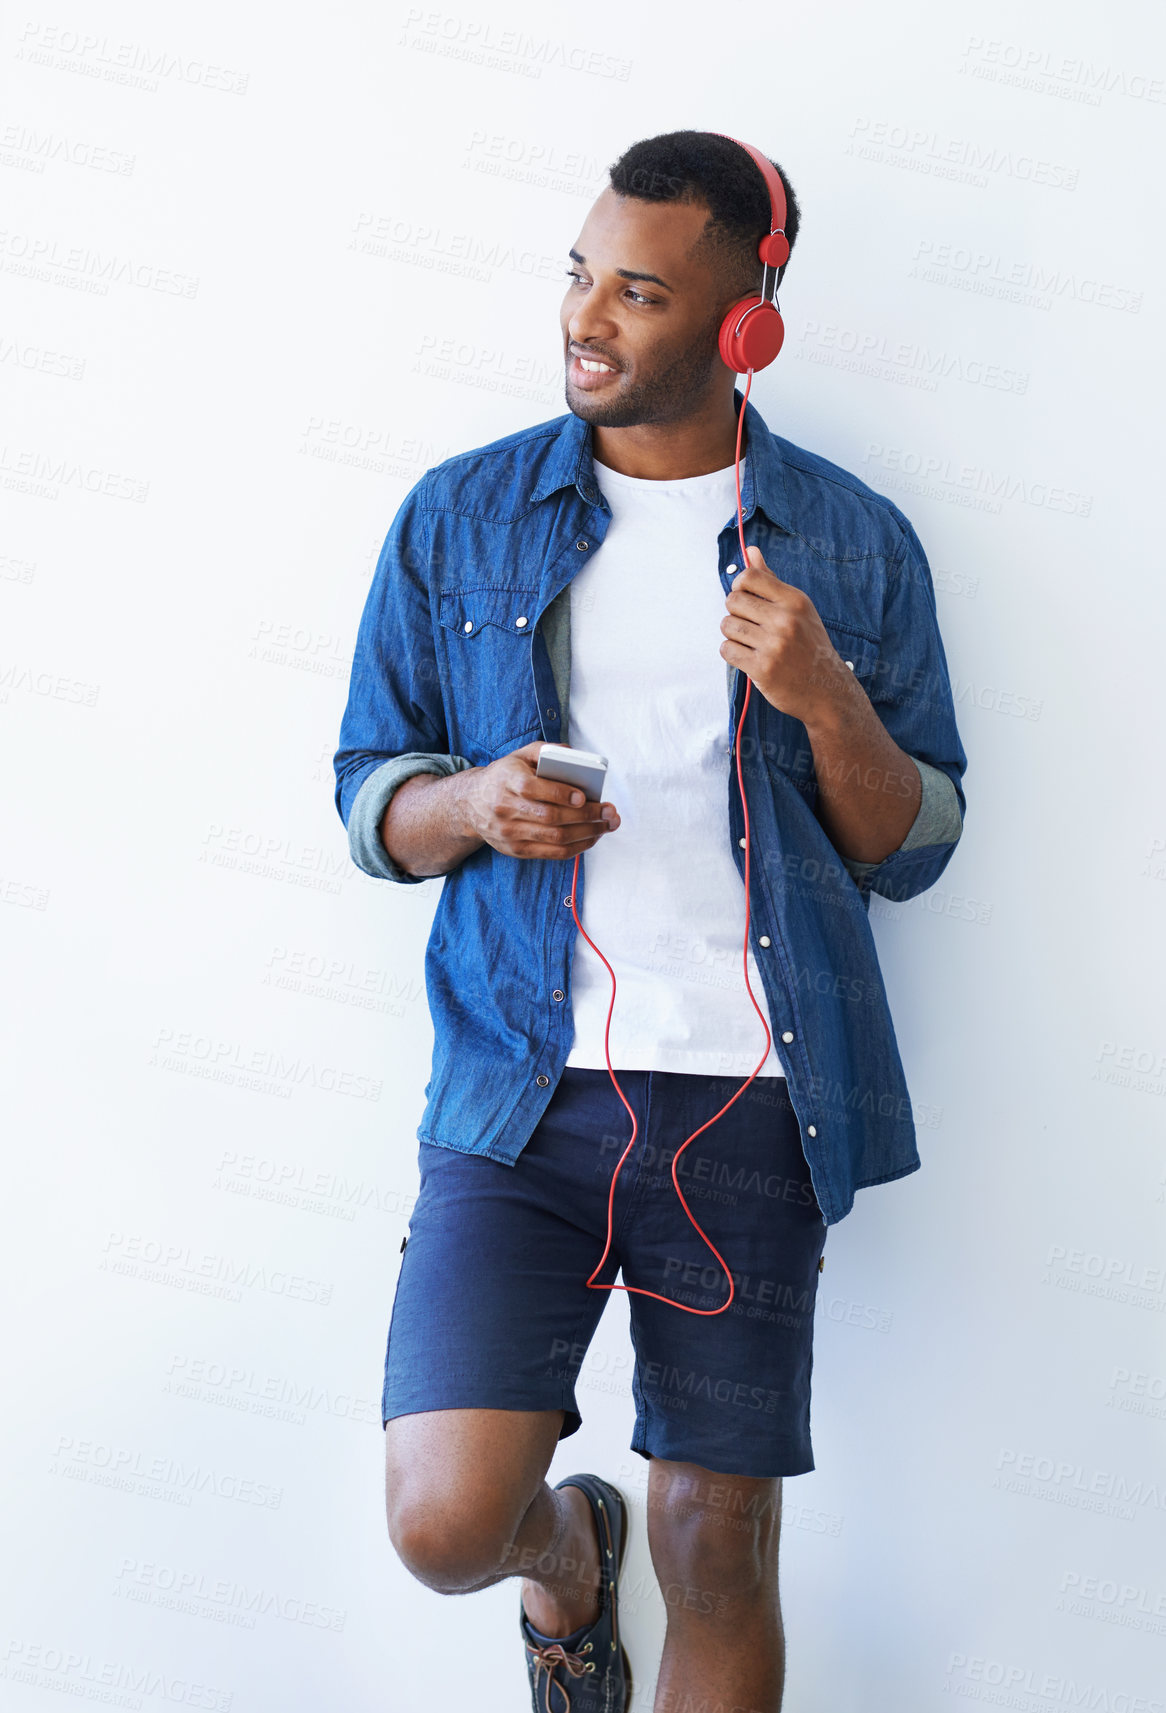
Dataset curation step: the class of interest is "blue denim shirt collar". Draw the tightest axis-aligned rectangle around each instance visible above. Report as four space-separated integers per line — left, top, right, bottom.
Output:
528 388 795 533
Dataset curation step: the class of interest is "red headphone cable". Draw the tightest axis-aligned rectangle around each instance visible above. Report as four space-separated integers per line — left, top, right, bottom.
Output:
569 366 772 1317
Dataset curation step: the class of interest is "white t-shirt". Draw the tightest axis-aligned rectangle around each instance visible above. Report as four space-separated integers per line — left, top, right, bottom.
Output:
563 454 785 1079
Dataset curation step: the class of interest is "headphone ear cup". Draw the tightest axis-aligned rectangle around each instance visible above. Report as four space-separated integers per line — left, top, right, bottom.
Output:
717 296 785 373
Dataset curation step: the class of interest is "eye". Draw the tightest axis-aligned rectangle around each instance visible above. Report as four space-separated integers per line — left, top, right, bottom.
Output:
563 270 656 307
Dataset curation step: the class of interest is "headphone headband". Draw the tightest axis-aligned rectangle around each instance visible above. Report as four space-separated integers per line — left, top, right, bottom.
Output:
708 133 790 270
704 133 791 372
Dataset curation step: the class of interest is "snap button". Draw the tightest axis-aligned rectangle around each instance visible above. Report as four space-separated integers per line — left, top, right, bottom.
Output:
536 1074 550 1087
516 615 528 628
563 895 573 907
738 837 747 849
546 708 558 719
463 619 473 634
552 989 565 1002
576 539 589 550
759 936 771 948
781 1030 794 1043
807 1124 817 1137
844 659 855 670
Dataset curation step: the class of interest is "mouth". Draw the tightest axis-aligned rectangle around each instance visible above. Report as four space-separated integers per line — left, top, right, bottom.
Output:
567 349 622 390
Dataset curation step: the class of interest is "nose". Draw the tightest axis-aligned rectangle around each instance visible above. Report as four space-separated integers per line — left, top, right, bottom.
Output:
564 287 619 348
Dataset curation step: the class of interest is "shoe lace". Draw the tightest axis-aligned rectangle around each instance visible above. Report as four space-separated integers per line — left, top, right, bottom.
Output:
525 1636 595 1712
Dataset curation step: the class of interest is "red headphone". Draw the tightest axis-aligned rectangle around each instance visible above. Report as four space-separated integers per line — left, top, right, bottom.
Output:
710 134 790 373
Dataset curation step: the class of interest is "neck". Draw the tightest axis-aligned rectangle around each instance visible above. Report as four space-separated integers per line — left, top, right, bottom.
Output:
591 386 743 480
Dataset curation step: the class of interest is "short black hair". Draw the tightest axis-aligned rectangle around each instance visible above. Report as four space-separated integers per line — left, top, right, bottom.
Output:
607 130 801 300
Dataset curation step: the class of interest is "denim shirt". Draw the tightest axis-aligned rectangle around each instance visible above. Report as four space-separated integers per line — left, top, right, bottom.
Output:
333 391 968 1225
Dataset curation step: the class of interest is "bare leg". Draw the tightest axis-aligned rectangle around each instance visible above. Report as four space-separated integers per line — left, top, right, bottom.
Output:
646 1456 786 1713
384 1407 602 1636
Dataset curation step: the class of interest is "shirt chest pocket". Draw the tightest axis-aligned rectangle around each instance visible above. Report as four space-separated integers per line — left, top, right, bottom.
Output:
819 616 880 697
437 586 544 758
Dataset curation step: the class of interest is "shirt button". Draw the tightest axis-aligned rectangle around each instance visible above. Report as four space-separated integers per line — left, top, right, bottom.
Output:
759 936 771 948
738 837 747 849
576 539 589 550
807 1124 817 1138
516 615 528 628
463 620 473 634
844 660 855 670
536 1075 550 1087
781 1030 794 1043
552 989 565 1002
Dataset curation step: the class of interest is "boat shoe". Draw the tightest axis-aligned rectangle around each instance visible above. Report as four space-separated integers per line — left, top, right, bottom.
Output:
519 1471 632 1713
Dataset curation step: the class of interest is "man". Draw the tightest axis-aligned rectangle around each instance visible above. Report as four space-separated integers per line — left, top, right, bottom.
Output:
334 130 967 1712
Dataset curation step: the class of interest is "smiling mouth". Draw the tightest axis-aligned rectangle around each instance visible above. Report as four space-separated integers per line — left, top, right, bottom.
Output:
568 350 622 387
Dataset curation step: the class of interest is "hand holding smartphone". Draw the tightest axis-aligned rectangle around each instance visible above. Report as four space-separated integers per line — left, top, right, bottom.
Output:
535 743 609 803
454 740 616 863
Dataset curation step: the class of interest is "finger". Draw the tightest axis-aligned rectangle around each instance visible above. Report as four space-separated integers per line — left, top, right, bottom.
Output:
731 549 789 593
727 547 767 577
506 743 598 803
513 798 615 834
509 740 550 766
512 823 611 856
719 638 753 669
519 772 593 808
724 586 777 621
743 544 778 578
720 615 761 648
527 829 611 860
507 799 609 830
730 566 778 600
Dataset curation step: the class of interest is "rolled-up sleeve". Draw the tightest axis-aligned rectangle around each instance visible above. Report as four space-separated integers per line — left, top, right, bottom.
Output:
333 475 470 883
840 509 968 903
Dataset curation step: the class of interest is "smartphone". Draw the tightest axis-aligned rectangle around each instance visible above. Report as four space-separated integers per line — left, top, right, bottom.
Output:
535 743 609 802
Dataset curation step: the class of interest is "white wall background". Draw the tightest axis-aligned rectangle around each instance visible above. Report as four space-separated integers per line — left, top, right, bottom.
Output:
3 0 1164 1708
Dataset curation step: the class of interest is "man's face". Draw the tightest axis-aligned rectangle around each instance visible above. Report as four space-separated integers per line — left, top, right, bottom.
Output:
560 186 736 427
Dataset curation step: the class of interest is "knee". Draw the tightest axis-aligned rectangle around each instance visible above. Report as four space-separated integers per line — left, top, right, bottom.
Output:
649 1509 776 1610
659 1534 766 1611
386 1483 515 1594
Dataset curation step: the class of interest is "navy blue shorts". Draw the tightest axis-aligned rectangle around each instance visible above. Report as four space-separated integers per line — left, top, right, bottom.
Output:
383 1068 829 1478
